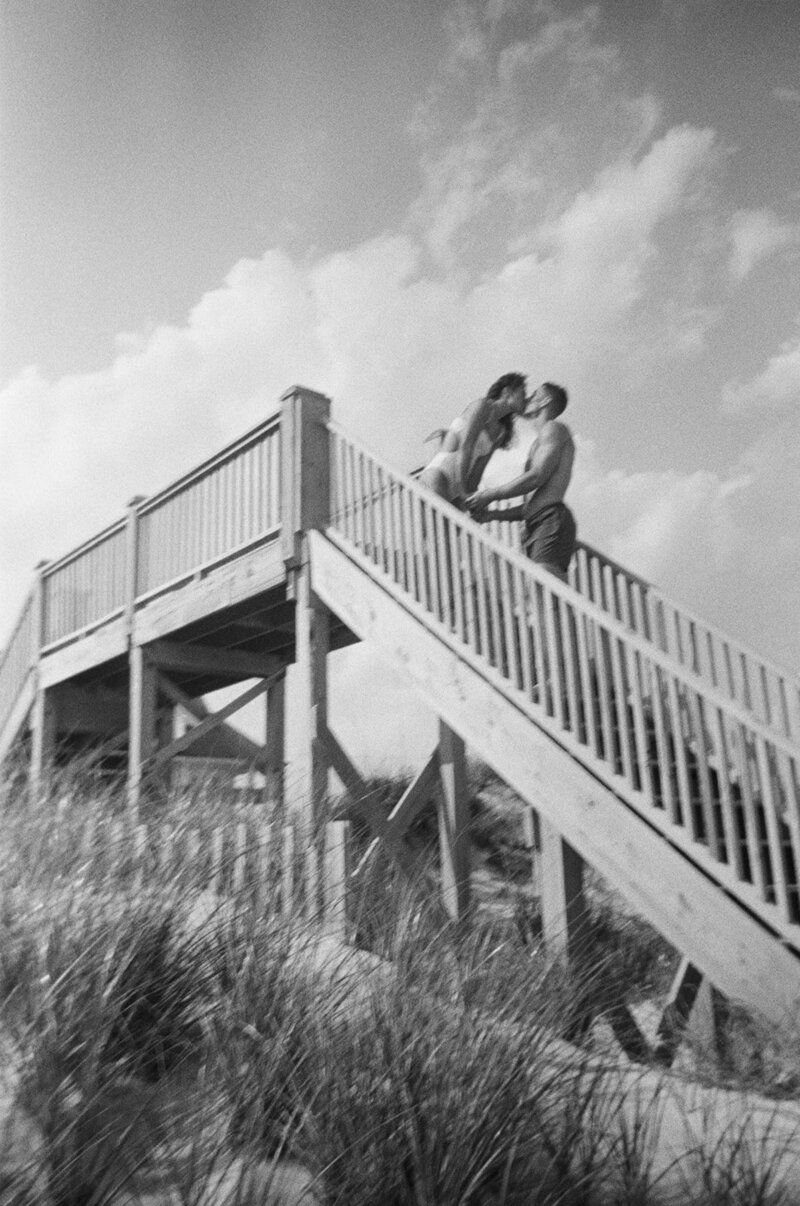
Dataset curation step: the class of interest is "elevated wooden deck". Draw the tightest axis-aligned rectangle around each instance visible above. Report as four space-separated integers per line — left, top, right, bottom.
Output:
3 383 800 1056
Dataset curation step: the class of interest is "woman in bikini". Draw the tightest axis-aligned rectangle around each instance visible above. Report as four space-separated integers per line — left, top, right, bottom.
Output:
418 372 528 508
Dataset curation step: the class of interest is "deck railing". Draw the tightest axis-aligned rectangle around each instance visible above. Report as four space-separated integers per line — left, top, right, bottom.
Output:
3 392 800 942
136 415 281 598
329 424 800 944
42 520 128 646
0 411 284 749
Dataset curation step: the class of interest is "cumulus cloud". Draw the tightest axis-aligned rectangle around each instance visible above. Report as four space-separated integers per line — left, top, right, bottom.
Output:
774 86 800 106
0 128 727 652
569 438 749 583
722 321 800 411
4 0 799 693
728 208 800 280
409 3 662 269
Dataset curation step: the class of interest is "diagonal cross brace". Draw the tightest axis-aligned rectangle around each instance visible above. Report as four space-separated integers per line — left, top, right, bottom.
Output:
349 745 441 878
146 674 281 773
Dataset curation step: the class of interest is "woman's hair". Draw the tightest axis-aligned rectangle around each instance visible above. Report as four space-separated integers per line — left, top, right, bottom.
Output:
486 371 526 401
496 412 515 449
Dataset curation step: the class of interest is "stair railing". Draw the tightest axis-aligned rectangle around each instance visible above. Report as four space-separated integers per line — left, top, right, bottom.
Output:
485 508 800 747
570 542 800 747
0 591 36 740
328 423 800 945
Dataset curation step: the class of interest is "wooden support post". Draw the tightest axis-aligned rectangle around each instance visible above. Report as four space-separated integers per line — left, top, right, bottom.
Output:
280 386 332 571
653 957 704 1065
654 959 730 1068
125 495 146 633
539 816 589 961
264 671 286 806
437 720 470 920
281 385 332 839
29 559 52 793
324 820 350 943
30 686 57 798
128 644 158 819
292 567 330 836
156 701 175 794
522 805 541 895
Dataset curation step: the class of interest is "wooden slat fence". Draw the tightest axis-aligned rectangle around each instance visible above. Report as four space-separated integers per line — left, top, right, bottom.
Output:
329 423 800 946
6 808 352 942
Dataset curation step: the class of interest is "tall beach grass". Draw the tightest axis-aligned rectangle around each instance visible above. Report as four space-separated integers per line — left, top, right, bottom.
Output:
0 762 798 1204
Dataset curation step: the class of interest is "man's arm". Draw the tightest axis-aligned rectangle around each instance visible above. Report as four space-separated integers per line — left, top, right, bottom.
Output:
465 424 565 510
471 504 524 524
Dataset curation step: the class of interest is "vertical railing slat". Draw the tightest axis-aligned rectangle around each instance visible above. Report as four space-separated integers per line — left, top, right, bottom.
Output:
753 735 792 922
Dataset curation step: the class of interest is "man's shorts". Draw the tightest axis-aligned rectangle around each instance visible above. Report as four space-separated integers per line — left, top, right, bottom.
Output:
523 502 577 574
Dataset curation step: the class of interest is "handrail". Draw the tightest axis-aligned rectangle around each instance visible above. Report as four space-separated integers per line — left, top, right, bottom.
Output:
332 426 800 753
41 520 128 647
0 591 36 738
570 542 800 744
328 422 800 942
2 412 284 662
136 417 281 596
137 411 280 516
0 409 285 750
41 517 127 578
412 462 800 742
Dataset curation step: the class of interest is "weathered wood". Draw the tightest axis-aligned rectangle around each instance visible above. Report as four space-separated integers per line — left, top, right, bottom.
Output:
351 745 439 878
147 675 279 772
39 615 128 689
125 496 146 630
30 686 57 795
282 824 295 917
132 538 285 645
128 645 158 818
323 723 368 799
605 1004 652 1063
521 805 541 895
324 820 350 942
280 386 331 567
653 958 705 1066
148 638 282 681
290 560 330 833
305 842 320 920
539 815 588 960
438 720 470 921
310 530 800 1021
156 671 266 767
386 747 440 841
264 671 286 804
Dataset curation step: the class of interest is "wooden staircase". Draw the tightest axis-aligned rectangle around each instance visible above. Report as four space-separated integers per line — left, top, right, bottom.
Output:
311 423 800 1028
1 389 799 1041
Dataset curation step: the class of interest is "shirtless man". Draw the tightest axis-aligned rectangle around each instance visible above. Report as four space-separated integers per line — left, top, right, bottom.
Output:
418 372 528 509
465 382 576 581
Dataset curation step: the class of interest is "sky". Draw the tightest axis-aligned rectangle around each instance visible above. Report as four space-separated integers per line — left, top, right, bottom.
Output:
2 0 800 770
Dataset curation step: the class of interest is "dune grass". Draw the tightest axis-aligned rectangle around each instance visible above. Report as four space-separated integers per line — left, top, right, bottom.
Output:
0 763 798 1205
